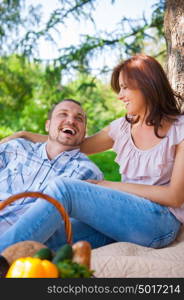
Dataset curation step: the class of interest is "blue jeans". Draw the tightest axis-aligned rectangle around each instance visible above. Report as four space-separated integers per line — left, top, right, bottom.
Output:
0 178 181 252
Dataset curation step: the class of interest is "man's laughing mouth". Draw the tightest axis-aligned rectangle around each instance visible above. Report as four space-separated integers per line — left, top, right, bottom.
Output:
60 127 77 136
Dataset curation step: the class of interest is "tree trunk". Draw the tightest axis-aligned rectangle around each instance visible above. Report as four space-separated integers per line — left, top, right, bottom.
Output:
164 0 184 97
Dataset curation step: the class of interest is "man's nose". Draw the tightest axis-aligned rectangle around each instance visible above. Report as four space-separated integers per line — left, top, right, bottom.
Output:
66 116 75 124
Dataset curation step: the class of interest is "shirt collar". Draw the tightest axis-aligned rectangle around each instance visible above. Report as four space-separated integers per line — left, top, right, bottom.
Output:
38 142 48 160
38 142 80 161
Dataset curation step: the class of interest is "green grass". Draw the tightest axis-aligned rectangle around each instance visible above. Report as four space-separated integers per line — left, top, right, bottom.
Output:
89 150 121 181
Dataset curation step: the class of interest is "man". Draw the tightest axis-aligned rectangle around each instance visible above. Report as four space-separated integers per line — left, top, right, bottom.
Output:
0 99 103 241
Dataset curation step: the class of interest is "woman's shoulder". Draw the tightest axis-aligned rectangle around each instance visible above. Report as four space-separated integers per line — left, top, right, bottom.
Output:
168 114 184 145
109 116 128 130
108 116 129 140
174 114 184 125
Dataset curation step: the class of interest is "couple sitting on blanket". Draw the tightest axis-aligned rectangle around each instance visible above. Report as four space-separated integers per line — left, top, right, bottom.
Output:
0 54 184 253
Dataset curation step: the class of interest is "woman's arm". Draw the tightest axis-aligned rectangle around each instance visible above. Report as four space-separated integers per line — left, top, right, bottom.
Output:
0 131 48 144
87 140 184 208
80 126 114 155
0 126 114 154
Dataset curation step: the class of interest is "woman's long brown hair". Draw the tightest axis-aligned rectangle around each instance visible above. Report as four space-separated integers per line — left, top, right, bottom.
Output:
111 54 184 138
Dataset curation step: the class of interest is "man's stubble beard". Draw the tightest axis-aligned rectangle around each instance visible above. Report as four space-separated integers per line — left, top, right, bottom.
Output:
48 132 83 147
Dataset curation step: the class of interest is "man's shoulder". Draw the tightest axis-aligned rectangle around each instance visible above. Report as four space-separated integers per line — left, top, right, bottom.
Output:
4 138 41 152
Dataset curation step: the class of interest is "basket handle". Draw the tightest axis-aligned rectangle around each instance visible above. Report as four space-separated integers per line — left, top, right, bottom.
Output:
0 191 73 244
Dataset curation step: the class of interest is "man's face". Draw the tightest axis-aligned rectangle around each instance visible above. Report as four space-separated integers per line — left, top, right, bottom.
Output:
46 101 86 148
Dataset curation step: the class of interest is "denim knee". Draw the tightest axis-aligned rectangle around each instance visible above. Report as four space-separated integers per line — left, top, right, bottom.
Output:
43 177 73 213
148 221 181 248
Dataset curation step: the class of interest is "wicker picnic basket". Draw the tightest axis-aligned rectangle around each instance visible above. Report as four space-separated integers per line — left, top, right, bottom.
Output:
0 191 73 243
0 191 92 277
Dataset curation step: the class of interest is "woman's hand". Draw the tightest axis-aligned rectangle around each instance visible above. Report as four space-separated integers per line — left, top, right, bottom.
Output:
86 179 101 184
0 131 48 144
86 179 112 187
0 131 25 144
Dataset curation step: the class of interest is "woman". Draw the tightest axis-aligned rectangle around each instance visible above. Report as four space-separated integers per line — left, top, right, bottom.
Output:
1 54 184 252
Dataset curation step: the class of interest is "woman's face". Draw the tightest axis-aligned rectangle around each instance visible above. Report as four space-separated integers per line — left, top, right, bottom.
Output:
118 72 147 118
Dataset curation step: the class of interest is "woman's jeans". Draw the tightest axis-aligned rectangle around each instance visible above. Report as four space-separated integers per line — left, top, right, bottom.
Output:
0 178 181 252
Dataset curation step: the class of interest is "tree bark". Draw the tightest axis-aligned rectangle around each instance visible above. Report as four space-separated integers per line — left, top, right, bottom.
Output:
164 0 184 97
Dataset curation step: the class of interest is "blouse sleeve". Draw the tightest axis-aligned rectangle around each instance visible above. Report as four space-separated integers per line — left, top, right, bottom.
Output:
108 117 126 141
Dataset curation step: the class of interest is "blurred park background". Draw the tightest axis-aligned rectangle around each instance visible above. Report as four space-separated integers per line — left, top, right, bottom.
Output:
0 0 166 180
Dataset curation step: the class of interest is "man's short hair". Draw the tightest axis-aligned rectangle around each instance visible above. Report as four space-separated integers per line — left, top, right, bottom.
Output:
48 99 82 120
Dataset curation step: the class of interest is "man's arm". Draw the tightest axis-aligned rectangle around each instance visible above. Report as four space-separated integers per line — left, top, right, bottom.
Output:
61 155 103 181
0 139 20 170
76 164 103 180
0 131 48 144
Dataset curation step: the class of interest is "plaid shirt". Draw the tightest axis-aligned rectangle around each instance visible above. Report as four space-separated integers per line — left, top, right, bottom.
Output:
0 138 103 233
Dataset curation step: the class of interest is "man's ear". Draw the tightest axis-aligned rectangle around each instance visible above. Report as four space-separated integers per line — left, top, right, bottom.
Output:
82 129 86 141
45 120 50 132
